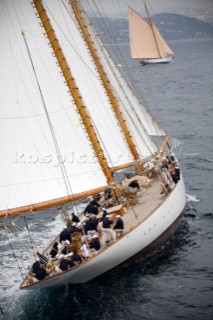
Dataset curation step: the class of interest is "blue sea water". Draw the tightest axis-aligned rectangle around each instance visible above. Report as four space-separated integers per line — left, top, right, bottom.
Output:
0 39 213 320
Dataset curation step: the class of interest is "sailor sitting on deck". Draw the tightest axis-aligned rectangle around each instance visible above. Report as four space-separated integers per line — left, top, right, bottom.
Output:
128 179 140 192
68 222 81 234
32 258 40 274
35 264 47 281
89 234 101 253
61 240 70 255
59 226 72 245
84 214 99 239
113 215 124 238
71 249 82 264
49 242 59 259
71 212 80 223
101 215 116 246
50 255 75 274
84 199 101 215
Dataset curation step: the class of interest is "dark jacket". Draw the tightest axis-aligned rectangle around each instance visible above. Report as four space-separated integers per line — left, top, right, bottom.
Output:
85 218 98 234
59 229 71 243
71 213 80 223
49 243 58 258
102 217 113 229
71 253 82 264
84 204 99 215
90 238 101 251
113 217 124 230
35 267 47 280
59 258 70 271
32 261 40 274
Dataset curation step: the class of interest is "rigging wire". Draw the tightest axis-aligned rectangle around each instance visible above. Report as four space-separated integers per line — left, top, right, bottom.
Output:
22 32 74 212
24 216 37 259
2 222 24 279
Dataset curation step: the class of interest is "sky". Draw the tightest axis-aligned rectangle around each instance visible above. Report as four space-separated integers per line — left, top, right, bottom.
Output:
82 0 213 18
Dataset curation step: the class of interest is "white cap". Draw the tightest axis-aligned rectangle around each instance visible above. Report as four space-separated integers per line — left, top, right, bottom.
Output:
63 226 67 229
59 255 64 259
116 215 121 218
65 240 70 244
92 235 98 238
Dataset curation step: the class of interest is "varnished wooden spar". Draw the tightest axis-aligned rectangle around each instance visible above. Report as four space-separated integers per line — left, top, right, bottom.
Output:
159 135 170 154
33 0 120 198
70 0 143 172
111 162 136 173
0 186 107 219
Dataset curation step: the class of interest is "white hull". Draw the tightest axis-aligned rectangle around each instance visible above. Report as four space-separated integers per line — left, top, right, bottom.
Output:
23 175 186 289
140 57 173 65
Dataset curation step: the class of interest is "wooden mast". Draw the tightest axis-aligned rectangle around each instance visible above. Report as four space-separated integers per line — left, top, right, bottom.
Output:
70 0 143 172
143 0 161 58
33 0 120 199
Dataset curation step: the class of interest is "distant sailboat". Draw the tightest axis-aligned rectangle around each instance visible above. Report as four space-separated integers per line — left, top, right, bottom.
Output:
128 1 175 65
0 0 185 290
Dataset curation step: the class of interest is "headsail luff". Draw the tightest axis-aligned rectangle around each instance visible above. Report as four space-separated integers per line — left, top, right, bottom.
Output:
70 0 143 171
33 0 120 197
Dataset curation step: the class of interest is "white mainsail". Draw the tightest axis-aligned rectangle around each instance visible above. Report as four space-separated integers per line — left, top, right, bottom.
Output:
0 0 110 211
128 6 175 60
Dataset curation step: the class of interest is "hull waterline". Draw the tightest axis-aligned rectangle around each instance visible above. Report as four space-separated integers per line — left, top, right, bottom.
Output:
140 57 173 65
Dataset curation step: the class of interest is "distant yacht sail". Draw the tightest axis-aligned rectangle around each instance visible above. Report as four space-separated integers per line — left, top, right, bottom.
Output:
128 1 175 64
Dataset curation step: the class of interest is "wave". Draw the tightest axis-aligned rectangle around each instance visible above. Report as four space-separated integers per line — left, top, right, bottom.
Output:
186 194 200 203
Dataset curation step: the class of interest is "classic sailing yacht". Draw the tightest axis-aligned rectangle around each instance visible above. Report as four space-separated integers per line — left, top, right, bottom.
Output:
128 1 175 64
0 0 185 289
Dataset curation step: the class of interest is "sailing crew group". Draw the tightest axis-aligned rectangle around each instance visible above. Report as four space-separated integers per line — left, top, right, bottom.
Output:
25 152 181 286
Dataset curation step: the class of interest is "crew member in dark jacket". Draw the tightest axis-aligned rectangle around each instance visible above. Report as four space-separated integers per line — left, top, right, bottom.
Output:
85 215 98 235
71 249 82 264
71 212 80 223
49 242 58 258
89 235 101 251
35 265 47 280
59 226 71 243
59 256 74 271
84 199 101 215
113 215 124 230
113 215 124 237
32 259 40 274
